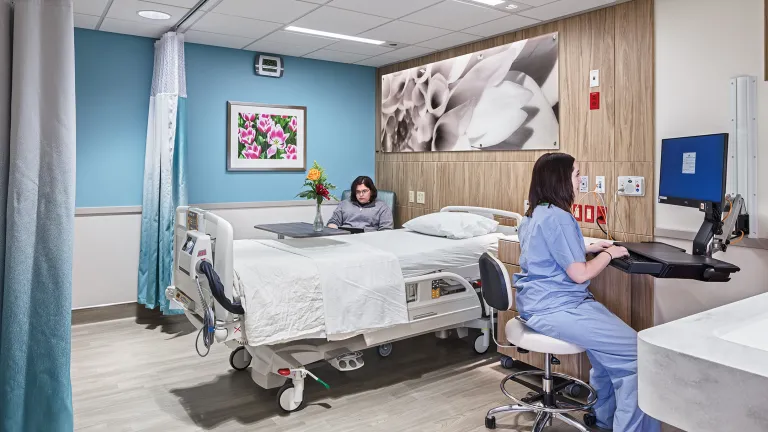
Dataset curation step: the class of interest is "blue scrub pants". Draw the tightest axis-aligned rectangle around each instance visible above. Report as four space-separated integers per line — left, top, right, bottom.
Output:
524 299 661 432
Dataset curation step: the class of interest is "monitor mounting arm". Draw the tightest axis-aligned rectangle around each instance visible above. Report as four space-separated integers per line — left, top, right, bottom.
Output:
693 194 744 257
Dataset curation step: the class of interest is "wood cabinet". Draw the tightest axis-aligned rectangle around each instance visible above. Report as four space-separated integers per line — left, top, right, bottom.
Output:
496 238 655 382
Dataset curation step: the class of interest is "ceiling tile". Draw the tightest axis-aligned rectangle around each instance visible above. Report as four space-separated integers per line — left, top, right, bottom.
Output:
301 0 331 3
382 45 434 61
75 0 109 16
401 0 508 31
357 20 451 45
290 7 390 35
142 0 200 7
518 0 616 21
416 32 481 50
190 13 282 39
106 0 189 24
322 40 395 56
183 30 254 49
509 0 557 6
244 40 318 57
259 30 338 51
303 49 372 64
100 17 171 38
177 10 206 31
462 14 540 37
74 13 101 29
326 0 443 19
355 55 400 67
211 0 319 23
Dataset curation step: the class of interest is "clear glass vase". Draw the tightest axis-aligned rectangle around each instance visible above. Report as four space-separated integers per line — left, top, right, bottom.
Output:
313 201 323 232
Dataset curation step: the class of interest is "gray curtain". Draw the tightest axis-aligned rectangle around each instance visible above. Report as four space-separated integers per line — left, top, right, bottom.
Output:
0 0 76 430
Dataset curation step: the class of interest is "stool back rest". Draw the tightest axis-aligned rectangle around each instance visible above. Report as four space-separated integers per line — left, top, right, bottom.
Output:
479 252 514 311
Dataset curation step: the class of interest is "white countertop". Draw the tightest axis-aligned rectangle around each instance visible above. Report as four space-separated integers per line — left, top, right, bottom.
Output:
638 292 768 431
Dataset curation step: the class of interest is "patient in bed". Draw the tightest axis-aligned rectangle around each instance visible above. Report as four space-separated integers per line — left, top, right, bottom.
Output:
327 176 393 231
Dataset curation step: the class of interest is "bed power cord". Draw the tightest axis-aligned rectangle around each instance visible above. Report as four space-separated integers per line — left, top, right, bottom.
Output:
197 260 245 315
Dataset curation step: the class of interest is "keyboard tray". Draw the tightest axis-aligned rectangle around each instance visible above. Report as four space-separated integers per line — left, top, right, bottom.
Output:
608 242 740 282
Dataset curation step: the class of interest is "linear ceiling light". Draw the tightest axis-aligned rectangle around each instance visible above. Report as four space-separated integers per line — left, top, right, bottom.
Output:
284 26 385 45
466 0 506 5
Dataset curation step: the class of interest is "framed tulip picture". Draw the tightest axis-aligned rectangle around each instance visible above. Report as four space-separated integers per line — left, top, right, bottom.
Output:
226 101 306 171
380 32 559 153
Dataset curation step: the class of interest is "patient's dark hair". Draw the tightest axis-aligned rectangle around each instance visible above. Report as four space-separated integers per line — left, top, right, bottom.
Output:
350 176 378 204
525 153 575 218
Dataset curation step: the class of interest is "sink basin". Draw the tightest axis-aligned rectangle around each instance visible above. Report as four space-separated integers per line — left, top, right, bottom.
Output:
717 315 768 353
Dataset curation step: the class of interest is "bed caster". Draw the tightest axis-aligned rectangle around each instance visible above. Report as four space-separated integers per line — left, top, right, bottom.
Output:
277 382 305 413
229 346 251 371
500 355 516 369
564 383 584 398
583 412 597 427
377 343 393 358
474 334 489 354
485 416 497 429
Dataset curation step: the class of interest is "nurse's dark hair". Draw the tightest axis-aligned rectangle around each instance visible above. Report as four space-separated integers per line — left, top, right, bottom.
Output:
350 175 377 204
525 152 576 218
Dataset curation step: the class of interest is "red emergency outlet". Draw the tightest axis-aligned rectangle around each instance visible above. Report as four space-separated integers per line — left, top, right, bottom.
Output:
590 92 600 110
572 204 583 221
597 206 607 224
584 205 595 223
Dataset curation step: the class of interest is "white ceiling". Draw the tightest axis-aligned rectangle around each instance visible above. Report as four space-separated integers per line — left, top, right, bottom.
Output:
74 0 625 67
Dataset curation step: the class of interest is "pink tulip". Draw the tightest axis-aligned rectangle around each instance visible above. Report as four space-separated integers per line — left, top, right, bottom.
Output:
289 117 298 133
257 117 273 134
241 112 256 127
238 127 255 145
266 145 277 158
282 145 297 160
268 124 287 149
242 144 261 159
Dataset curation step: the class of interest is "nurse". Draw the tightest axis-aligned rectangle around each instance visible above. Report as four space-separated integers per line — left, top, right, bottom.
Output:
514 153 661 432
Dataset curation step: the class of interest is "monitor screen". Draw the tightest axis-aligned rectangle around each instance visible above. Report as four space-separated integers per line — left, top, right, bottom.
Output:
659 133 728 208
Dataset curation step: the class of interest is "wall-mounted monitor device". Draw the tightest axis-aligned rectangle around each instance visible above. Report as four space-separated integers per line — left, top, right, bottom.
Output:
658 133 728 210
255 54 283 78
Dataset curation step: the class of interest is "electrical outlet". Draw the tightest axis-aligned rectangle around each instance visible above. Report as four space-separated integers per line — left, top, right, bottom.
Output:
595 176 605 194
408 190 415 203
416 191 425 204
590 69 600 88
579 176 589 193
617 176 645 196
596 206 607 224
572 204 583 222
584 205 595 223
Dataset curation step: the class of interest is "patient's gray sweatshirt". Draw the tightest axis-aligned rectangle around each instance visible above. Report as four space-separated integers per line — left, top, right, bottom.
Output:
327 199 394 231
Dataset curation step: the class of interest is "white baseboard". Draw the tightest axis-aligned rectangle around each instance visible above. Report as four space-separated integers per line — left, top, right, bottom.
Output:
72 201 337 310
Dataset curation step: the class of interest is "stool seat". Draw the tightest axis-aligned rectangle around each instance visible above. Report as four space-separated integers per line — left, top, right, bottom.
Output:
505 318 585 355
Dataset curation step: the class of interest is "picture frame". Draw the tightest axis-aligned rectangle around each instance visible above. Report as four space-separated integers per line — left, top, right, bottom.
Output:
226 101 307 171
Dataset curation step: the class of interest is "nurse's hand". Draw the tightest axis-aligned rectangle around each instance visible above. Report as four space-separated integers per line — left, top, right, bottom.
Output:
605 245 629 259
586 241 612 254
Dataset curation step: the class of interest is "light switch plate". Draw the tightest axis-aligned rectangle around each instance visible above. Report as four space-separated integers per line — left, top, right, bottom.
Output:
416 191 425 204
408 191 415 203
579 176 589 193
617 176 645 196
595 176 605 194
590 69 599 88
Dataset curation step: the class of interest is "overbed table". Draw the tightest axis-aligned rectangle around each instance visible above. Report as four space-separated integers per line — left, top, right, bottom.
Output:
253 222 350 239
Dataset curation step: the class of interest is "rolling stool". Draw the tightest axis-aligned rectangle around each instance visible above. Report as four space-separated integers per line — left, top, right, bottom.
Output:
478 252 597 431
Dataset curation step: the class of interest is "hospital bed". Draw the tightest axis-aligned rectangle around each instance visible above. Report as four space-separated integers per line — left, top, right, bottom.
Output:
165 205 521 413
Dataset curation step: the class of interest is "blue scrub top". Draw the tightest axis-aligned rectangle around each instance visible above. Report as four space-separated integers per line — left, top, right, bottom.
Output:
514 204 590 317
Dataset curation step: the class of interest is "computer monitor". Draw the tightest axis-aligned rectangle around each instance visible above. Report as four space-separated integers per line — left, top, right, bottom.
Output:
658 133 728 210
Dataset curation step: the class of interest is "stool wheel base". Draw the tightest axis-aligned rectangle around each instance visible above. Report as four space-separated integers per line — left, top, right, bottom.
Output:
485 416 497 429
583 413 597 427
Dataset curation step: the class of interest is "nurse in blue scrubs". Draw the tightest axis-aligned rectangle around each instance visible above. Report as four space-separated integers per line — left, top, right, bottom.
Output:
514 153 661 432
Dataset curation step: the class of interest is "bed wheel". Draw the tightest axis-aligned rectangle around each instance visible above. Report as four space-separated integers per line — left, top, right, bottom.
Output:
474 335 489 354
277 382 304 413
229 346 251 371
377 343 393 358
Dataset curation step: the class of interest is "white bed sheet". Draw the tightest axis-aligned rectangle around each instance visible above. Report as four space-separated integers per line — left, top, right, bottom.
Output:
335 229 508 278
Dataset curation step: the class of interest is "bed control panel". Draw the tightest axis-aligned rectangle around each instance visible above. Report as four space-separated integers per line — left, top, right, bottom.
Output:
431 279 467 299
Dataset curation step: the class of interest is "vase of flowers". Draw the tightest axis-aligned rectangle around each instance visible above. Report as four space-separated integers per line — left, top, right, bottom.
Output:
297 161 337 231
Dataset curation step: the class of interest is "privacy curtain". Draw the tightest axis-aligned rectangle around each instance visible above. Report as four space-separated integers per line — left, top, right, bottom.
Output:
138 32 187 314
0 0 77 430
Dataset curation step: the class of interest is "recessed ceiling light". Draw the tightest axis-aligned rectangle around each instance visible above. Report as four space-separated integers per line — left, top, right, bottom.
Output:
284 26 384 45
137 10 171 20
466 0 506 6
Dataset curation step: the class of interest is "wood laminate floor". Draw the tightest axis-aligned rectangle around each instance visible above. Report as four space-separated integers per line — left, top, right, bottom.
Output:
71 318 678 432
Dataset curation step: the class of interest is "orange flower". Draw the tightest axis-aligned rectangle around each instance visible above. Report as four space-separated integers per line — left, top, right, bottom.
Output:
306 168 321 181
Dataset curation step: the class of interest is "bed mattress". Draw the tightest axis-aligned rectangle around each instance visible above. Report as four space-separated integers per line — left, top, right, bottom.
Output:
335 229 507 277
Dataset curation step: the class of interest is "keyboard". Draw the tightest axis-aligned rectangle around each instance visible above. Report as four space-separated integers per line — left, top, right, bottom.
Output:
610 251 664 275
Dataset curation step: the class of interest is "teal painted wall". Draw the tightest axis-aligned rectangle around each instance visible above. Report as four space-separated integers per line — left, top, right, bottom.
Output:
74 29 376 207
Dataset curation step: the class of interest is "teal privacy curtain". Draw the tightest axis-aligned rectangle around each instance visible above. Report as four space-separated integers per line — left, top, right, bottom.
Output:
0 0 77 430
138 32 187 314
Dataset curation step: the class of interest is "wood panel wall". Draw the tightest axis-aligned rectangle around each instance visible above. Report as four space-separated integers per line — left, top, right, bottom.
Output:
375 0 654 243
